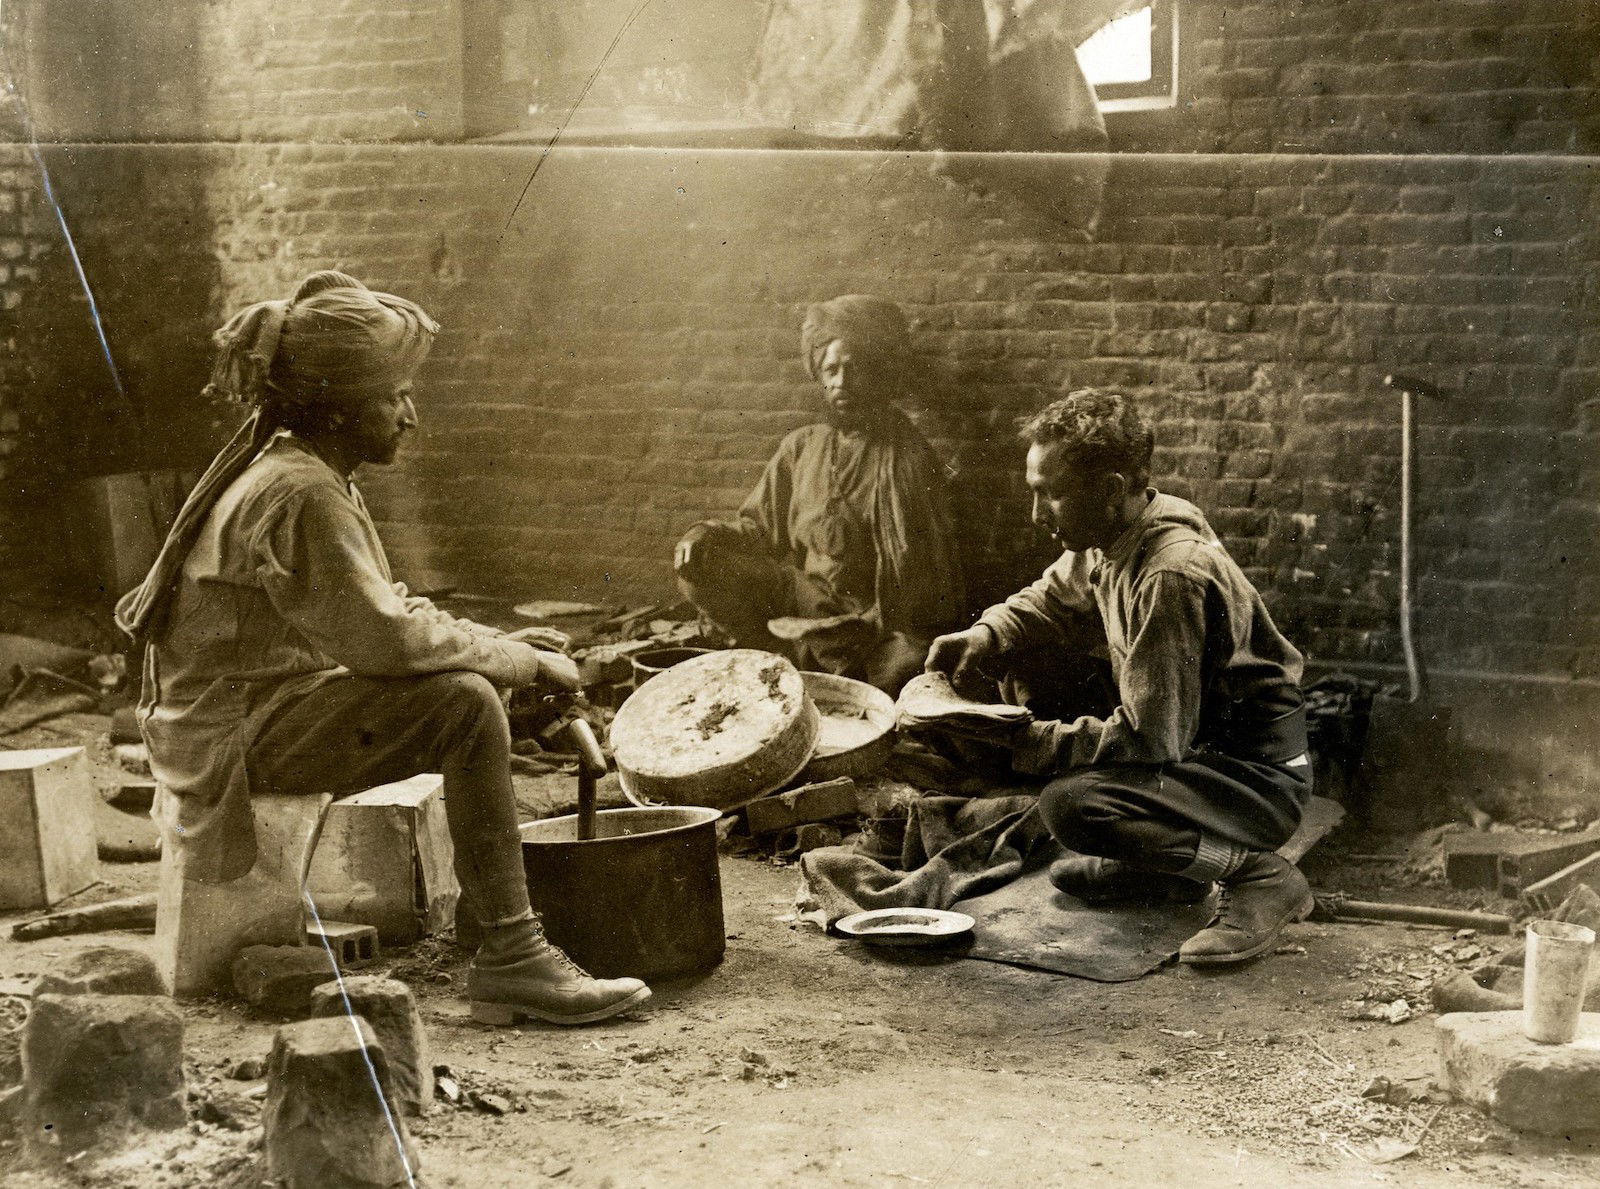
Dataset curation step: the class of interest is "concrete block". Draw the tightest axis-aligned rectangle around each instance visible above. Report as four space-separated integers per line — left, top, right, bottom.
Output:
33 946 164 998
95 797 161 862
0 747 98 909
1437 1011 1600 1135
264 1016 418 1189
745 778 859 836
309 976 431 1116
22 993 185 1155
155 789 331 998
307 920 379 967
232 945 341 1017
305 774 458 943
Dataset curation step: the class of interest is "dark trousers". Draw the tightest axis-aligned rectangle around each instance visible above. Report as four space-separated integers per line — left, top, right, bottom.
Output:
1038 754 1311 873
245 671 532 925
1000 651 1309 872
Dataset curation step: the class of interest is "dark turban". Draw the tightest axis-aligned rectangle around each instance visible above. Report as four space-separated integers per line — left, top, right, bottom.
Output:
116 271 438 640
800 295 911 380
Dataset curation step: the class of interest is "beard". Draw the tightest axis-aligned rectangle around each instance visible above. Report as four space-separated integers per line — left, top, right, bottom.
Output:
823 401 887 434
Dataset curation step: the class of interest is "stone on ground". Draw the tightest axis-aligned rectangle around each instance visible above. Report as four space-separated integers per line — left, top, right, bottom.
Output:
309 976 432 1116
33 945 164 998
264 1016 418 1189
233 944 341 1016
22 993 185 1155
1437 1010 1600 1135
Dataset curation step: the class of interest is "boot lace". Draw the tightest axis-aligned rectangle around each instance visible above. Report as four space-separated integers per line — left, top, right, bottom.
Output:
548 943 593 979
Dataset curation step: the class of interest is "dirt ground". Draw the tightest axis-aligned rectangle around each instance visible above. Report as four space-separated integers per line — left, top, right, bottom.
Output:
1 713 1597 1188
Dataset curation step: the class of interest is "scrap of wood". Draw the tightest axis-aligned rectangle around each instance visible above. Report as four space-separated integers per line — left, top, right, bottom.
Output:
1522 847 1600 912
12 892 157 940
0 668 99 736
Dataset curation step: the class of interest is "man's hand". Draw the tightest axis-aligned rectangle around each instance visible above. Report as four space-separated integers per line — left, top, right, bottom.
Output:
923 625 997 694
504 625 572 652
534 649 582 693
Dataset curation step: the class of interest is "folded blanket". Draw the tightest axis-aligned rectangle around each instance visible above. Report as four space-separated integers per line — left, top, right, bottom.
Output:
797 793 1055 926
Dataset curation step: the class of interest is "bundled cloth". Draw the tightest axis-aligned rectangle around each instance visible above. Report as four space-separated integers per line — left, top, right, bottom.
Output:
797 793 1051 927
896 672 1032 738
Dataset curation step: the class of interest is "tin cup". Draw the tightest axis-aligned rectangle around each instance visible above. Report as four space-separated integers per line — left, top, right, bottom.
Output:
1522 919 1595 1044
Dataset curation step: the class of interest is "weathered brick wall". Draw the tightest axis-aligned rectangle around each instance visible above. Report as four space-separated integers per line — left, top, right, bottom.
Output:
195 0 465 142
5 2 1599 667
1134 0 1600 155
0 138 78 590
9 0 463 143
67 143 1580 690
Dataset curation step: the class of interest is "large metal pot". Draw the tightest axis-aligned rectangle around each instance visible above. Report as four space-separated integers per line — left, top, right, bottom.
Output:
519 805 725 981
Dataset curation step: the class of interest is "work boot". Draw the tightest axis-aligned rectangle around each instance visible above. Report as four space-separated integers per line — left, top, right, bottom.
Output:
467 917 652 1025
1178 852 1315 966
1048 855 1210 904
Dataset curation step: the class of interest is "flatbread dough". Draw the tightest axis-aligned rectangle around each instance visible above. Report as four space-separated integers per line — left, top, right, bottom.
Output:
896 672 1033 730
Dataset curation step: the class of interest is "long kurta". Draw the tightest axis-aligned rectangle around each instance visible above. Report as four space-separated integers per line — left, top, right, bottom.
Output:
976 490 1307 775
140 434 542 882
698 409 964 642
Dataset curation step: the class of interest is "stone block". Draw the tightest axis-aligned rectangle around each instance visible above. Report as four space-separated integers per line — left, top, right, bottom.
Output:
264 1016 418 1189
1437 1011 1600 1135
304 774 458 943
22 993 185 1155
310 976 432 1116
0 747 98 910
233 945 341 1017
744 778 859 836
33 946 164 998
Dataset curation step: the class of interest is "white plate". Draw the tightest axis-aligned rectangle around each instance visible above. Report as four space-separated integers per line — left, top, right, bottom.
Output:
835 908 975 946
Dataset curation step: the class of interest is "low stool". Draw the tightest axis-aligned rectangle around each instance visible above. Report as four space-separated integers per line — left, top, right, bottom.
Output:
153 788 332 998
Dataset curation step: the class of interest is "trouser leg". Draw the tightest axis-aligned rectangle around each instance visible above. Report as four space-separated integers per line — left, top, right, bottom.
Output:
1037 755 1311 875
246 671 532 926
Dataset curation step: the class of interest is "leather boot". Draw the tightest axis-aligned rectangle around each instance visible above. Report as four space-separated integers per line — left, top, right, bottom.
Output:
1048 855 1210 904
1179 852 1315 965
467 917 652 1025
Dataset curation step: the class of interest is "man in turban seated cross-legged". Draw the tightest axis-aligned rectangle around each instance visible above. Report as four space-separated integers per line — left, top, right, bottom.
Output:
117 270 651 1025
674 296 964 695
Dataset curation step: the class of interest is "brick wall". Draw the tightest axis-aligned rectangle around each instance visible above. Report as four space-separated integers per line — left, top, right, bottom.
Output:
2 2 1598 793
11 0 464 143
1130 0 1600 155
52 142 1582 688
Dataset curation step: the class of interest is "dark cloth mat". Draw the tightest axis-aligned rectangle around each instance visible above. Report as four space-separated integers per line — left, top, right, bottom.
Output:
800 791 1343 981
955 866 1222 982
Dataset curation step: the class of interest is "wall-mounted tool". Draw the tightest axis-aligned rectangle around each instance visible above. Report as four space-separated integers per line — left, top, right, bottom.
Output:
1358 373 1454 830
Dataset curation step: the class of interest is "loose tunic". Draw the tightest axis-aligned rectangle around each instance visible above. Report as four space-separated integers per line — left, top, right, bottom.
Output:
140 435 541 882
694 409 964 642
